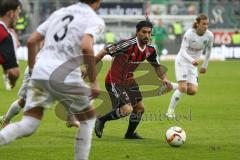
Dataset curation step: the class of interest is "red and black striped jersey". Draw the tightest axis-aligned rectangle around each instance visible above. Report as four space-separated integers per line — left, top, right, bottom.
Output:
0 22 17 67
105 37 160 84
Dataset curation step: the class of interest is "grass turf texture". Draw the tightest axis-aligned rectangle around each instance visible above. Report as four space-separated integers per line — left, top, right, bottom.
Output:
0 60 239 160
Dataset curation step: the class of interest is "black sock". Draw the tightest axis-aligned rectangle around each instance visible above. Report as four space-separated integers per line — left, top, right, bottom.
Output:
126 111 143 135
99 108 122 122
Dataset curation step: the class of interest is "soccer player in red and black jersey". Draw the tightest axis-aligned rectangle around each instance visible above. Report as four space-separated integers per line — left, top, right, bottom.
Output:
0 0 21 89
94 20 172 139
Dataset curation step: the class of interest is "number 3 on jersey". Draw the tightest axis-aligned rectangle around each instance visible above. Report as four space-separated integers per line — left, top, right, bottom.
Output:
54 15 74 42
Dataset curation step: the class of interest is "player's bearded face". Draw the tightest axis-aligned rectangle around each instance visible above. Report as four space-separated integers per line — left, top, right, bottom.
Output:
197 19 209 35
137 27 152 44
9 7 21 28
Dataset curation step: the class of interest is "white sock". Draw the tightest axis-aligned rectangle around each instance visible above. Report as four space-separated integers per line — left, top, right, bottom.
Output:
167 89 183 113
171 82 178 90
5 100 22 122
0 116 40 145
75 118 96 160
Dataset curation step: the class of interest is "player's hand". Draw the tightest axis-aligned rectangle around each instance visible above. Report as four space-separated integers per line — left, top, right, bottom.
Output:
199 67 207 74
162 77 173 91
192 60 199 66
81 67 88 79
89 81 100 100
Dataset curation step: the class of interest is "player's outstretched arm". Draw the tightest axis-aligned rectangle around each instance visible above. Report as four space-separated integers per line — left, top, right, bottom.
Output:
81 34 100 99
81 48 108 79
155 65 172 90
95 48 108 64
201 35 213 74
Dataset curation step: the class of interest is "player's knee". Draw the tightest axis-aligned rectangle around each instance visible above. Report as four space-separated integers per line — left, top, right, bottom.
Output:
134 104 145 113
136 107 144 114
120 104 133 116
187 88 197 95
178 85 187 93
75 106 96 121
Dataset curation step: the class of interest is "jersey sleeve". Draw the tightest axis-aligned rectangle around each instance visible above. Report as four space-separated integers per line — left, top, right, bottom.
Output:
202 32 214 68
146 47 160 68
84 17 105 42
36 19 51 36
36 12 56 36
179 31 195 63
104 40 128 56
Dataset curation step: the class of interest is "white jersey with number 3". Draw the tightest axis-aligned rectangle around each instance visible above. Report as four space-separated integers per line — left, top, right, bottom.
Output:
31 2 105 82
177 28 214 69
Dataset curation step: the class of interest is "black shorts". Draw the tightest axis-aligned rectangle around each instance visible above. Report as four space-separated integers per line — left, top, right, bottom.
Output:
0 51 18 70
105 82 142 109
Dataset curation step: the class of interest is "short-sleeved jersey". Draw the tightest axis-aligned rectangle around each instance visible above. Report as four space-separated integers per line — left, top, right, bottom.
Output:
0 21 18 70
105 37 160 85
178 28 214 68
31 2 105 82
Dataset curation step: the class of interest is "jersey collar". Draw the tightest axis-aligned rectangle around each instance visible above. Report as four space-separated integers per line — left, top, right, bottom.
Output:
136 37 146 52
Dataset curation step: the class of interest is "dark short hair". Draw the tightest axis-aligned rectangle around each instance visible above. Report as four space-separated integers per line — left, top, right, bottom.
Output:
0 0 21 16
80 0 99 4
136 20 153 32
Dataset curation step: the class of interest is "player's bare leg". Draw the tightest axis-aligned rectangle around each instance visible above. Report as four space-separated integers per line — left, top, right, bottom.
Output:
187 83 198 95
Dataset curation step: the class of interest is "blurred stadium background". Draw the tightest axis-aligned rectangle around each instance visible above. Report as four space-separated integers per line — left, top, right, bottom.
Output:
16 0 240 61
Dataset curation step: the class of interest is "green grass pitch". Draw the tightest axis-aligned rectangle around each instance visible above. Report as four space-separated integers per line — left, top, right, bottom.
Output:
0 60 240 160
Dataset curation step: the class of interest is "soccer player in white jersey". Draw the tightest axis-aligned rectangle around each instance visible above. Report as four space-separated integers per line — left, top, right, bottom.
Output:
1 66 81 128
166 14 214 118
0 1 105 160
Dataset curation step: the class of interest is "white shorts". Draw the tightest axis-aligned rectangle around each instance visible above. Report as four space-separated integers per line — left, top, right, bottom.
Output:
175 57 198 85
24 79 91 113
18 67 30 100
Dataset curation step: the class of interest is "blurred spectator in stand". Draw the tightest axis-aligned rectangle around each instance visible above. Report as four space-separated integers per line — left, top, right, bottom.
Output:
15 11 28 36
170 4 178 15
104 30 116 46
172 21 183 45
152 19 168 56
187 3 196 15
232 30 240 46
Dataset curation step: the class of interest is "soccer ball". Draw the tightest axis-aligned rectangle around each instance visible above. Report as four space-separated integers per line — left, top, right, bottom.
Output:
165 126 186 147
